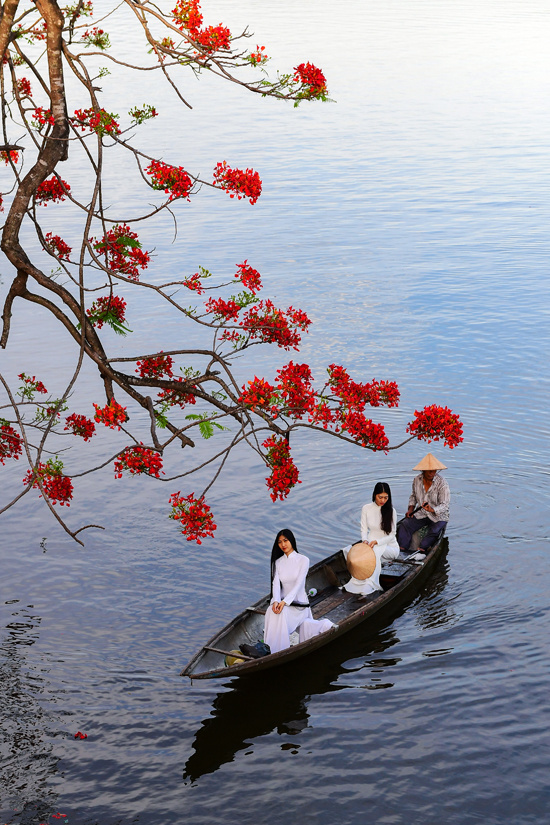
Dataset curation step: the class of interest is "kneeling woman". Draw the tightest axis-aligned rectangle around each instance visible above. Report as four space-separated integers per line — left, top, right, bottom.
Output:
344 481 400 596
264 529 335 654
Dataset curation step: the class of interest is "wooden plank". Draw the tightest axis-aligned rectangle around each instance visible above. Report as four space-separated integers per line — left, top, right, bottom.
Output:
203 645 254 661
245 606 266 615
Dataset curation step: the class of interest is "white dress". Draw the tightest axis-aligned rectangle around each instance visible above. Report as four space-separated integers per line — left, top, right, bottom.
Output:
343 502 400 595
264 551 335 654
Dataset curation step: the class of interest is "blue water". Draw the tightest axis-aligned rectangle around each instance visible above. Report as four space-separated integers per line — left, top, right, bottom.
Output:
1 0 550 822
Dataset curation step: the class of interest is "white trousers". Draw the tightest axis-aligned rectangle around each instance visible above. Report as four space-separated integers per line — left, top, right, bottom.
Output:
264 604 334 654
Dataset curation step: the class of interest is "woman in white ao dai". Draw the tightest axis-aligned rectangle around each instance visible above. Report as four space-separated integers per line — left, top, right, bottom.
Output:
343 482 400 596
264 529 335 654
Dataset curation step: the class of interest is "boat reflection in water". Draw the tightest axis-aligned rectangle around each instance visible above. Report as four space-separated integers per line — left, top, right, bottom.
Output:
183 551 451 784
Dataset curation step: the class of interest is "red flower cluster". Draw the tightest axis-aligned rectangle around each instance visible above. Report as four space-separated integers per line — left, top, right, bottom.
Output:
114 444 163 478
213 161 262 205
91 224 150 281
45 232 72 260
81 28 110 49
406 405 464 449
73 107 120 136
276 361 314 419
171 0 231 54
205 296 241 321
195 24 231 52
17 77 32 96
328 364 400 409
247 44 268 66
168 491 216 543
182 272 205 293
18 372 48 397
293 62 327 98
157 377 197 409
136 353 174 379
74 731 88 739
33 107 55 127
263 436 301 502
86 295 127 330
93 398 127 429
241 301 311 350
146 160 192 201
338 410 389 450
172 0 203 33
0 423 22 463
239 376 276 410
1 149 19 164
129 104 158 124
36 177 71 205
235 260 262 293
23 459 73 506
29 21 48 41
64 413 95 441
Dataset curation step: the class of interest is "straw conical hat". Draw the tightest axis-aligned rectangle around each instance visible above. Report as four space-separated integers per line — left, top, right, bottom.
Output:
413 452 447 471
346 542 377 580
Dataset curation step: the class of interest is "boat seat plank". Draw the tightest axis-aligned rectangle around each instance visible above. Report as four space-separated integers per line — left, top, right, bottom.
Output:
311 588 354 619
203 645 254 661
246 606 266 615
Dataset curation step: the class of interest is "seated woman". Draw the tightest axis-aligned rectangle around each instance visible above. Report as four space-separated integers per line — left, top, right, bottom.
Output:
264 529 335 654
343 482 400 596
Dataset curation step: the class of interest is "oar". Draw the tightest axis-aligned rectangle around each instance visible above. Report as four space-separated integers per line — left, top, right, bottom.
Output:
396 503 424 528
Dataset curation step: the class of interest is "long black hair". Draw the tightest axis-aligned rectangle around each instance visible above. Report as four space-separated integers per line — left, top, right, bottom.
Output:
270 528 298 596
372 482 393 534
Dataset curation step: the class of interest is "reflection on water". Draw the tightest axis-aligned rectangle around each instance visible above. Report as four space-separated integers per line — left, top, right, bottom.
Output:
0 606 59 825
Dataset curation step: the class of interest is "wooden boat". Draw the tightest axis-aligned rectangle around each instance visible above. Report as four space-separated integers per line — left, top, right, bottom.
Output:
181 527 447 680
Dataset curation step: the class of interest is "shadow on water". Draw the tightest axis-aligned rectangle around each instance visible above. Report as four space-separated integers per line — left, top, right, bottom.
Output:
183 543 451 783
0 604 60 825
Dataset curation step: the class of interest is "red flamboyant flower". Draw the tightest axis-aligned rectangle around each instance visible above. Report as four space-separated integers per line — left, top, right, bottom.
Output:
0 423 22 463
235 260 262 293
182 272 205 293
275 361 315 419
247 44 268 66
293 62 327 98
239 376 277 411
17 76 31 97
93 399 127 429
74 731 88 739
64 413 95 441
136 353 174 379
86 295 128 331
114 444 163 478
338 409 389 450
195 24 231 52
263 436 301 501
205 296 241 322
146 160 192 201
91 224 150 281
157 377 197 408
213 161 262 204
72 107 120 136
18 373 48 397
81 28 110 49
23 458 73 505
36 177 71 205
44 232 72 260
241 300 311 350
172 0 203 34
168 491 216 543
32 107 55 128
1 149 19 164
406 405 464 449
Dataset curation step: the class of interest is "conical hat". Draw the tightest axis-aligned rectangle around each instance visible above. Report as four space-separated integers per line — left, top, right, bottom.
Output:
413 452 447 471
346 542 376 580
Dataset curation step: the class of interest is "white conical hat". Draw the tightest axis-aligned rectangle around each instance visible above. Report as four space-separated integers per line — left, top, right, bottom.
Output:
413 452 447 471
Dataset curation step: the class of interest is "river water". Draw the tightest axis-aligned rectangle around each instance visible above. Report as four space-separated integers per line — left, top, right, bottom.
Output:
1 0 550 823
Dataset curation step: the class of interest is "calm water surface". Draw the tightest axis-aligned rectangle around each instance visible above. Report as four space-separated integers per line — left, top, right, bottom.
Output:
1 1 550 823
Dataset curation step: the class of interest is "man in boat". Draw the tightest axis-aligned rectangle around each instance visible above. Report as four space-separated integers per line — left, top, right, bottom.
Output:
397 453 450 553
